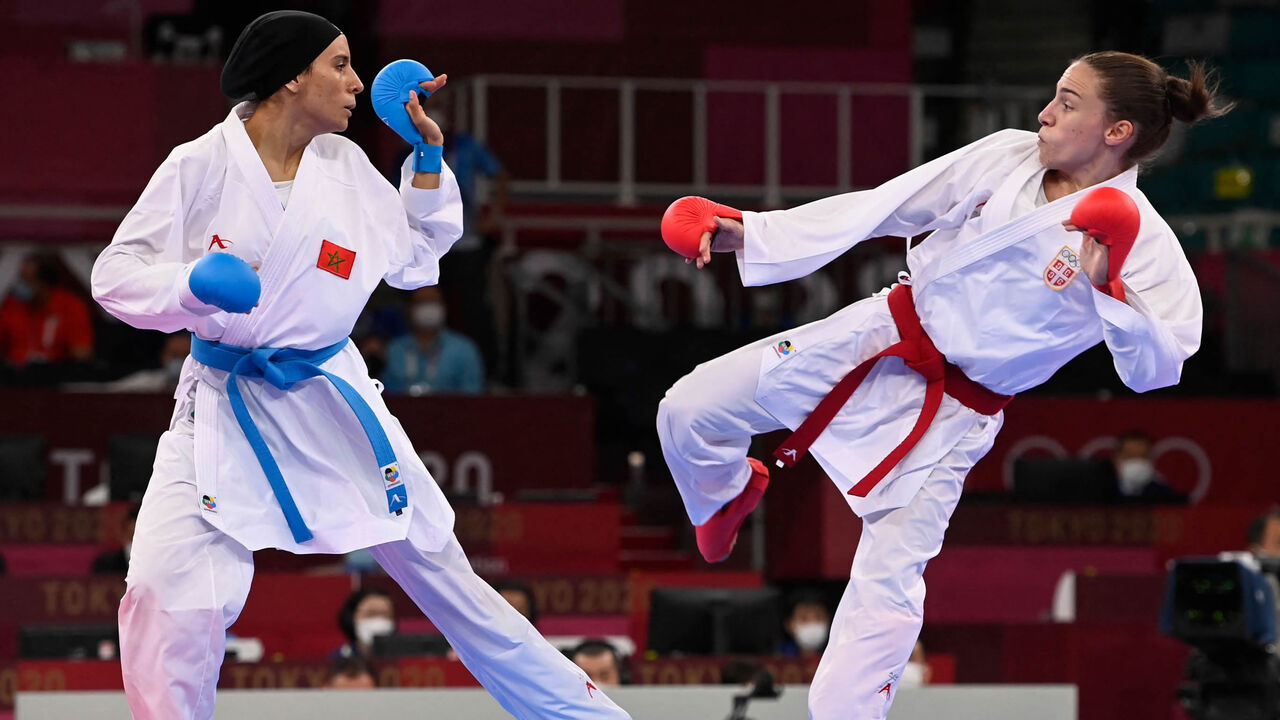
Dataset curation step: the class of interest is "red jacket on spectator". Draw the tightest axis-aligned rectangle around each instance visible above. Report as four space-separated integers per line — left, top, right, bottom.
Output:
0 287 94 366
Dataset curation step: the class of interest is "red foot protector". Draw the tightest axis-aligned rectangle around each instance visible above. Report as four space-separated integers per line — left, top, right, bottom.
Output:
694 457 769 563
1069 186 1140 302
660 196 744 259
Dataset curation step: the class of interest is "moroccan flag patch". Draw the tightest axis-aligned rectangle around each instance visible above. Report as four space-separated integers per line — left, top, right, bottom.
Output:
317 239 356 279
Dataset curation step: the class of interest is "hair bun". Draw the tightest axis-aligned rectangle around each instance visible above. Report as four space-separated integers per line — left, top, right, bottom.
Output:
1166 63 1230 124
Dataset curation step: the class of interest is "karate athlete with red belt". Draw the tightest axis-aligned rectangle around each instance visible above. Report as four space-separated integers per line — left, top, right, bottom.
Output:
92 11 629 720
657 52 1231 720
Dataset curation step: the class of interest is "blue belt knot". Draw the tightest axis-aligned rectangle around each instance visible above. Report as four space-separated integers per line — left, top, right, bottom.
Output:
190 335 408 543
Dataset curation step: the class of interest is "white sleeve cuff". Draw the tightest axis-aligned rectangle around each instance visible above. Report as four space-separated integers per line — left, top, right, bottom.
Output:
1089 283 1146 333
402 184 446 219
175 263 221 316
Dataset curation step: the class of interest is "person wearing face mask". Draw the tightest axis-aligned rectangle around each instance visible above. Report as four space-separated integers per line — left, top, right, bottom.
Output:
778 592 831 659
898 640 932 689
335 587 397 659
420 93 509 385
383 285 483 394
0 254 95 368
1112 430 1182 503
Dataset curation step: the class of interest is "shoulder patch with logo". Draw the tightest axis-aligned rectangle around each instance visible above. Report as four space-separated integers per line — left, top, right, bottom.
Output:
1044 246 1081 291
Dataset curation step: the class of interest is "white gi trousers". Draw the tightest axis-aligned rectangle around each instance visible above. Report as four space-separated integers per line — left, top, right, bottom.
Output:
118 420 629 720
656 304 998 720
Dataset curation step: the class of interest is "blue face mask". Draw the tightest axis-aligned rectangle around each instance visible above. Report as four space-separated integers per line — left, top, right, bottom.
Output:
10 281 34 302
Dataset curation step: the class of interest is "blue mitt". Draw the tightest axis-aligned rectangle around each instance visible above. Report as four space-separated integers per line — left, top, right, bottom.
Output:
371 59 443 173
188 253 260 314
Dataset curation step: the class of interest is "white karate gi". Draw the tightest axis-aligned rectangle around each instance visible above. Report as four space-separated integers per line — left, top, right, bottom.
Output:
656 129 1200 720
93 103 629 720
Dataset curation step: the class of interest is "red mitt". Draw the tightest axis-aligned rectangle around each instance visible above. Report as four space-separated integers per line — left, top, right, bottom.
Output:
660 196 743 259
1069 186 1140 302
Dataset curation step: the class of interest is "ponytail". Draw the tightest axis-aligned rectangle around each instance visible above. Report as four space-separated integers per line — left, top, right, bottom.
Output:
1166 60 1234 124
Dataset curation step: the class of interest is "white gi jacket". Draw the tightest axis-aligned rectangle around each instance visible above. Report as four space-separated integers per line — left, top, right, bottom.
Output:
738 129 1201 514
92 103 464 554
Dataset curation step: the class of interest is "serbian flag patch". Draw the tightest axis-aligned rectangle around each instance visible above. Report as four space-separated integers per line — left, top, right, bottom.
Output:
317 239 355 279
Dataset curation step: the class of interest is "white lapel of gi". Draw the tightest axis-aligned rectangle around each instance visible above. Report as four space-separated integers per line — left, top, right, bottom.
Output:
927 165 1139 281
217 104 325 347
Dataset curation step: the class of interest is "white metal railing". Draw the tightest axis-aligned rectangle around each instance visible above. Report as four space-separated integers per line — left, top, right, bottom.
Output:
1166 209 1280 252
458 74 1049 207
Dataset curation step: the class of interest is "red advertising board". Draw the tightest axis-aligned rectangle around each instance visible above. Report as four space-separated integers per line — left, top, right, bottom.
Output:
967 396 1279 505
0 390 595 502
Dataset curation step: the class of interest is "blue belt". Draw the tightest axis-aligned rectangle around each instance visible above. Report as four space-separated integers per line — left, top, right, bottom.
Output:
190 335 408 543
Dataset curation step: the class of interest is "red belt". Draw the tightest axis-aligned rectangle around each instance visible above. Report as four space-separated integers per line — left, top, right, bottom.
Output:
772 283 1013 497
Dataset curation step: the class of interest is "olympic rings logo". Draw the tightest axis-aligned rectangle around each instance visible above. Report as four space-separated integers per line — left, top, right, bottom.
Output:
1001 434 1212 503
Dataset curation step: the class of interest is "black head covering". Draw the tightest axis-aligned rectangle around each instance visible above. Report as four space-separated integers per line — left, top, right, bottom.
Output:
220 11 342 101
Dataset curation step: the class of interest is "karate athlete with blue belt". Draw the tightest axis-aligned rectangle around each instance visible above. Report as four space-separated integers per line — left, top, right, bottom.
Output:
91 11 630 720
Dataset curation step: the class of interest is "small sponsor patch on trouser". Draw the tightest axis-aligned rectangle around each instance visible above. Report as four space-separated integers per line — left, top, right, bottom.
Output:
382 463 407 516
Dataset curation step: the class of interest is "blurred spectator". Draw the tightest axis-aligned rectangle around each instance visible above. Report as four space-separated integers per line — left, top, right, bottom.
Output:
96 334 191 393
425 100 509 241
335 588 396 659
92 504 140 574
383 286 483 394
425 96 509 382
325 656 378 689
357 334 388 381
900 639 932 688
570 639 623 687
1246 509 1280 634
352 293 410 382
1248 508 1280 558
1113 431 1181 502
493 580 539 629
778 591 830 659
0 254 94 367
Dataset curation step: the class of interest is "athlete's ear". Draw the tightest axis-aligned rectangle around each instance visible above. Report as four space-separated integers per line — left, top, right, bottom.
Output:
283 64 313 96
1104 119 1134 147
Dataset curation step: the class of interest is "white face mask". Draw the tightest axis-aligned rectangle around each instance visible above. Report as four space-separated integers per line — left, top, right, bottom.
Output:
899 661 926 688
1117 457 1155 495
163 358 185 379
354 616 394 647
793 621 829 651
410 302 446 331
